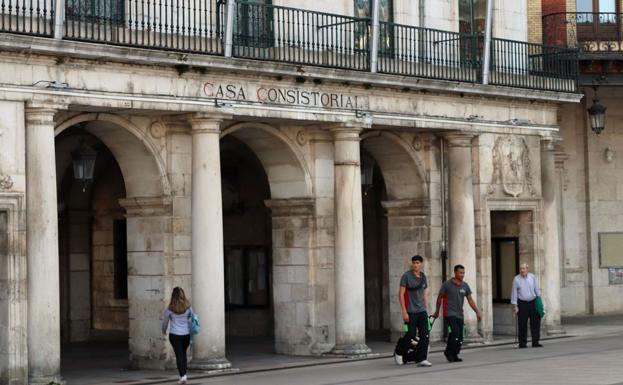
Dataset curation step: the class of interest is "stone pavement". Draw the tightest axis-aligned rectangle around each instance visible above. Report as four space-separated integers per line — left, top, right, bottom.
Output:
62 315 623 385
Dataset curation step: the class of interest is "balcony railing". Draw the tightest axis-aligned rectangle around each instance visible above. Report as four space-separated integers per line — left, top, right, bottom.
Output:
0 0 54 36
232 1 370 71
0 0 578 93
543 12 623 53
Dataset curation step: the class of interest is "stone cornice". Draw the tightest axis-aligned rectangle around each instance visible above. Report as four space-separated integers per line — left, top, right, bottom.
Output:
119 196 172 217
0 34 582 104
264 198 315 217
381 199 431 217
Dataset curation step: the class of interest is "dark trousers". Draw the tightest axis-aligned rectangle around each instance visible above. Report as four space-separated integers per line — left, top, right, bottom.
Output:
517 299 541 346
445 316 464 358
169 333 191 377
403 312 429 363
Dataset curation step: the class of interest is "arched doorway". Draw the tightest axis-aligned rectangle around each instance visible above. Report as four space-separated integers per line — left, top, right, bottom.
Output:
361 132 433 342
361 149 390 339
55 114 171 375
56 126 130 372
220 136 273 342
220 123 315 356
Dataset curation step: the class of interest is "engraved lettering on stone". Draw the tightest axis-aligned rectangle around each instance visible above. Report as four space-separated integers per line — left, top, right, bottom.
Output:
490 136 535 197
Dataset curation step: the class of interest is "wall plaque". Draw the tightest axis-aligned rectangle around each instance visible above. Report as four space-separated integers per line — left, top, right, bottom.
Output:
599 232 623 268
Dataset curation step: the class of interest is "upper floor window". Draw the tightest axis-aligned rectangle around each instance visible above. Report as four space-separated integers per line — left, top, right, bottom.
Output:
235 0 274 47
458 0 485 35
354 0 394 52
66 0 124 23
576 0 618 39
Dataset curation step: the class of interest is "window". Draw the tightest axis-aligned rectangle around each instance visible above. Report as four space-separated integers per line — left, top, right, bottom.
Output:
113 219 128 300
354 0 394 52
576 0 618 39
234 0 274 47
491 238 519 303
65 0 124 23
459 0 486 34
225 246 270 308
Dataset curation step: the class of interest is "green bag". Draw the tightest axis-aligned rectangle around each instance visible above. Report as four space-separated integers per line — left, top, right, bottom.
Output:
535 296 545 317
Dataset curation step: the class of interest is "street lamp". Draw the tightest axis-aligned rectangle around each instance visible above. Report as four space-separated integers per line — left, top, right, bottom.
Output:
72 140 97 192
587 89 607 135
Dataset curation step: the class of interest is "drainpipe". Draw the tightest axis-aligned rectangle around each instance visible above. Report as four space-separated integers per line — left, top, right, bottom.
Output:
224 0 236 57
418 0 425 28
370 0 380 73
54 0 65 39
481 0 494 84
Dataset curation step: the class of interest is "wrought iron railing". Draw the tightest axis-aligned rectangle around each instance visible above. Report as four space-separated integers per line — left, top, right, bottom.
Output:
489 38 578 92
232 1 370 71
0 0 55 36
377 22 481 83
542 12 623 52
64 0 224 54
0 0 579 92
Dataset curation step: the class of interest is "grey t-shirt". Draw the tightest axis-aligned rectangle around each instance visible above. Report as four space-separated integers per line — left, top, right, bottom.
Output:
400 271 428 314
439 279 472 319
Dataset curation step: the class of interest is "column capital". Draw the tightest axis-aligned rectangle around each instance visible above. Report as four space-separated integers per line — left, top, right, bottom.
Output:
330 120 370 141
187 111 232 135
540 137 562 152
25 100 67 125
443 132 477 147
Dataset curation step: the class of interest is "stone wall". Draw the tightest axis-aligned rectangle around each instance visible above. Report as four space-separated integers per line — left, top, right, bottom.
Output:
0 100 27 384
558 90 623 316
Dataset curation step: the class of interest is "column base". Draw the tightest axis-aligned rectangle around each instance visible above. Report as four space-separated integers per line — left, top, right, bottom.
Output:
325 343 374 358
189 357 232 371
546 325 566 336
29 375 65 385
464 334 484 345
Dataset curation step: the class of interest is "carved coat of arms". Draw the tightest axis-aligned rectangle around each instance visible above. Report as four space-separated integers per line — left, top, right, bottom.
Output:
489 136 535 197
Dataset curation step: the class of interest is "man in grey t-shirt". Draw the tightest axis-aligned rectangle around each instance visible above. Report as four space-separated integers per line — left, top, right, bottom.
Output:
433 264 482 363
395 255 432 367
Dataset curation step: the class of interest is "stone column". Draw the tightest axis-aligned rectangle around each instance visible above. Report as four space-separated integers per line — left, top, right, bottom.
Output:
188 113 231 369
540 139 564 335
330 124 370 355
445 134 481 340
25 103 63 384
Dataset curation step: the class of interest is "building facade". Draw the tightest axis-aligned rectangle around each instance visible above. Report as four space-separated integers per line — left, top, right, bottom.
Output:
0 0 597 384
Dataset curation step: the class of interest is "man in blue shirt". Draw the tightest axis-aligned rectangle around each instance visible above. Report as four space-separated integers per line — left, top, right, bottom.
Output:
511 263 542 348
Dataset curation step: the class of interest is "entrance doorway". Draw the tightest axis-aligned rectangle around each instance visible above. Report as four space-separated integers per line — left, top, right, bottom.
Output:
56 126 130 372
361 149 390 339
490 210 535 336
220 136 273 341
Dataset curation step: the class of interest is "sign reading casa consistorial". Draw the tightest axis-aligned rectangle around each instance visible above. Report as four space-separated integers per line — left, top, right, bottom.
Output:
203 81 368 110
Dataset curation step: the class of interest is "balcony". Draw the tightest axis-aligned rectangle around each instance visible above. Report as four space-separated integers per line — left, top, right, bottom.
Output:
1 0 578 93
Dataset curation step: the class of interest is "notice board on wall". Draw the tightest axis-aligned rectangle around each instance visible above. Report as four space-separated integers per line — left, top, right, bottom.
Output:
599 232 623 268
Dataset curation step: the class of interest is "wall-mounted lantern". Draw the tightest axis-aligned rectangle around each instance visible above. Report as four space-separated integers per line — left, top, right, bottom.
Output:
72 140 97 192
587 87 607 135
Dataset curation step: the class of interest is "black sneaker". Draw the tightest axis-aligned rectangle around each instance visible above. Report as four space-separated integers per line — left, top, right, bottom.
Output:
444 351 455 362
532 343 543 348
454 356 463 362
518 344 527 348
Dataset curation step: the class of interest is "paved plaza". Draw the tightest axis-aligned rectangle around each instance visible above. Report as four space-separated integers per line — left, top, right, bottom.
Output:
63 316 623 385
189 334 623 385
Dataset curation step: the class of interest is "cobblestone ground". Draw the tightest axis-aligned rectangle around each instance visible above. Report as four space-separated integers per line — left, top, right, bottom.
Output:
195 335 623 385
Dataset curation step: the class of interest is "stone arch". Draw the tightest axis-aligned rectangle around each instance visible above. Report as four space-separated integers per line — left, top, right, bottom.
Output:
221 122 313 199
361 131 428 200
55 113 170 197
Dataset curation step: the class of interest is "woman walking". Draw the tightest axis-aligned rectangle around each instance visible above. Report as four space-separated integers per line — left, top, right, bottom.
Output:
162 287 193 384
